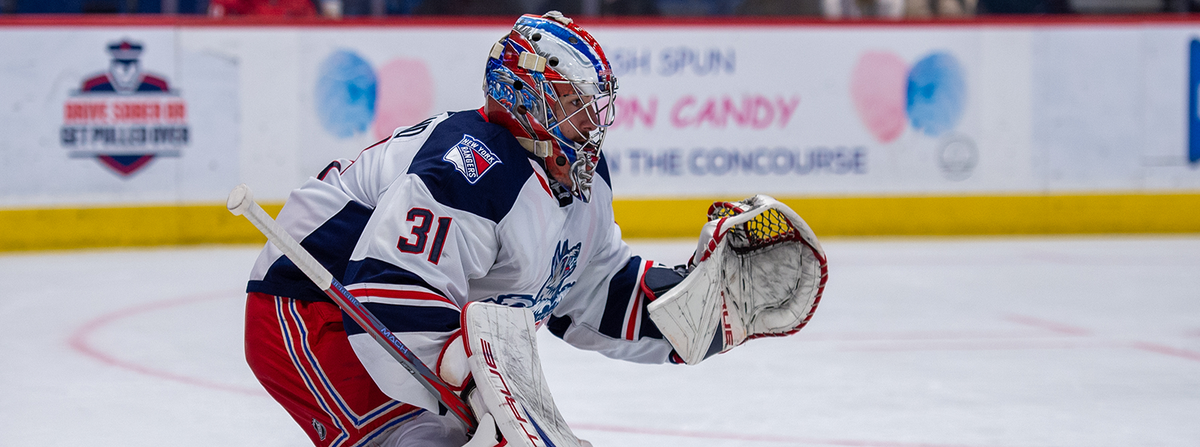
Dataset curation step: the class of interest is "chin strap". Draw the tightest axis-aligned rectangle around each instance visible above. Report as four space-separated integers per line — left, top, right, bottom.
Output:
515 137 552 158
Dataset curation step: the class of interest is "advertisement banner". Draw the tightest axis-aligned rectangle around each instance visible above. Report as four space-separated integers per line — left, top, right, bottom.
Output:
0 28 238 207
1 20 1199 248
2 21 1200 209
292 26 1000 199
594 26 989 198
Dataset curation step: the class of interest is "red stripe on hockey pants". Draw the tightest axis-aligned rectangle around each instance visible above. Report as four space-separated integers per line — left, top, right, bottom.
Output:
245 292 422 447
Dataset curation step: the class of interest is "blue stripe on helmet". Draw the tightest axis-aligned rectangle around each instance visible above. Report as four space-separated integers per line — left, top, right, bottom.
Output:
515 15 606 74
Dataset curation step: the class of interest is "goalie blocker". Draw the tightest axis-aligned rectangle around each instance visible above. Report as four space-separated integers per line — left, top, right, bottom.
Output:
648 195 828 365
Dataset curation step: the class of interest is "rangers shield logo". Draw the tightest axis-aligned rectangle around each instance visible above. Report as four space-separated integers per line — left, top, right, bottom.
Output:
443 134 502 184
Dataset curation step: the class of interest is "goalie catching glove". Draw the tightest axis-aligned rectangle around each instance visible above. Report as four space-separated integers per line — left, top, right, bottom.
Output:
648 195 828 365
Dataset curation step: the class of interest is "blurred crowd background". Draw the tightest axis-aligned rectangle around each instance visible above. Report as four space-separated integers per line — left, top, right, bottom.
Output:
0 0 1195 18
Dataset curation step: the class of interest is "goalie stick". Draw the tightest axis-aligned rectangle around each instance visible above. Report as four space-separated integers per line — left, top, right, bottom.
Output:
226 184 476 431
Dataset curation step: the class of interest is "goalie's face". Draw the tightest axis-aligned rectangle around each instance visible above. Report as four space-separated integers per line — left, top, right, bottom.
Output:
550 84 599 144
541 79 613 203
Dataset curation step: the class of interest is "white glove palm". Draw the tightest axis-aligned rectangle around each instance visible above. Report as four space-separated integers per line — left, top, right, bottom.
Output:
648 195 828 365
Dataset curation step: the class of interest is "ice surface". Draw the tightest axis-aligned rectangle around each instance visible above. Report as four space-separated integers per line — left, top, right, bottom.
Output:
1 236 1197 446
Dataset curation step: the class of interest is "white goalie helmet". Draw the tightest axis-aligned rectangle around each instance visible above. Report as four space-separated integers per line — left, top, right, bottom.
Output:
484 11 618 203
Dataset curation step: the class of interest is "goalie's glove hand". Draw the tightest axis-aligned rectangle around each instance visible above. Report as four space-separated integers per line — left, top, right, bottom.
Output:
648 195 828 365
461 413 500 447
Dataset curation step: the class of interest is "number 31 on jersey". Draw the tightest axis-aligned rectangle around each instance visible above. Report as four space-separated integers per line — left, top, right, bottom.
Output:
397 208 452 264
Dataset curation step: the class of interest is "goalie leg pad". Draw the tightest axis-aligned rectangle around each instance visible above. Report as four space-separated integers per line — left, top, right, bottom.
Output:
461 302 584 447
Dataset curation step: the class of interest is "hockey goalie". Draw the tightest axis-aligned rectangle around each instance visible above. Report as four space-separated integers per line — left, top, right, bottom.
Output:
238 10 827 447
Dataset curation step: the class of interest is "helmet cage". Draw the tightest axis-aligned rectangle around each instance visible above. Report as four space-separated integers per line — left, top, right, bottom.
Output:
484 12 617 203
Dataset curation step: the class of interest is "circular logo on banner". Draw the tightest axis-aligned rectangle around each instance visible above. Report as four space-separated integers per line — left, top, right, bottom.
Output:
373 59 435 141
315 50 434 140
907 52 966 137
850 51 909 144
315 50 377 139
850 51 966 143
938 135 978 181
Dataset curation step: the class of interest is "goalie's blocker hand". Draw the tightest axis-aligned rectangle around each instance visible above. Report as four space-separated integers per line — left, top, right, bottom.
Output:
648 195 828 365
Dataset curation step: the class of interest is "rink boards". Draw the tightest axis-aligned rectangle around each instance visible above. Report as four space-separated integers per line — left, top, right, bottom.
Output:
1 16 1199 249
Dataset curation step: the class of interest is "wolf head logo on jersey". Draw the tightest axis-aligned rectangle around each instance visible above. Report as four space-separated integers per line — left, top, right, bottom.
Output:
482 240 580 324
443 134 503 184
531 240 581 321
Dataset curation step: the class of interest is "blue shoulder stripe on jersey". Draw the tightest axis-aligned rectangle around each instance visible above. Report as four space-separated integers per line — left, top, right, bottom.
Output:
247 200 373 302
408 110 535 223
343 303 461 336
598 256 643 339
344 257 445 298
596 152 611 188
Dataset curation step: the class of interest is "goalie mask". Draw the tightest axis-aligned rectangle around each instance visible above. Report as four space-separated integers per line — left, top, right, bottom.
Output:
484 11 617 203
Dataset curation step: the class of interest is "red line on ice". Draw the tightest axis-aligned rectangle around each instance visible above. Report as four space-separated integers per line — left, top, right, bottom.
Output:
67 290 267 396
1002 314 1092 336
837 339 1107 352
801 330 1042 342
1127 342 1200 363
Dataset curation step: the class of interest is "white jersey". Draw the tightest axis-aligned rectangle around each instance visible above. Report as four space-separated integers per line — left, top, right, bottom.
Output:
248 110 675 412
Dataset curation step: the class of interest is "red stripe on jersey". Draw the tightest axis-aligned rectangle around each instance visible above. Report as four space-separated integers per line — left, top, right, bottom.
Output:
347 287 458 308
623 292 640 341
623 260 653 341
532 168 553 198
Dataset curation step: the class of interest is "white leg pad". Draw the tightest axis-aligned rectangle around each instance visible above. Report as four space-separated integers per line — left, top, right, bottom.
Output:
462 302 583 447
